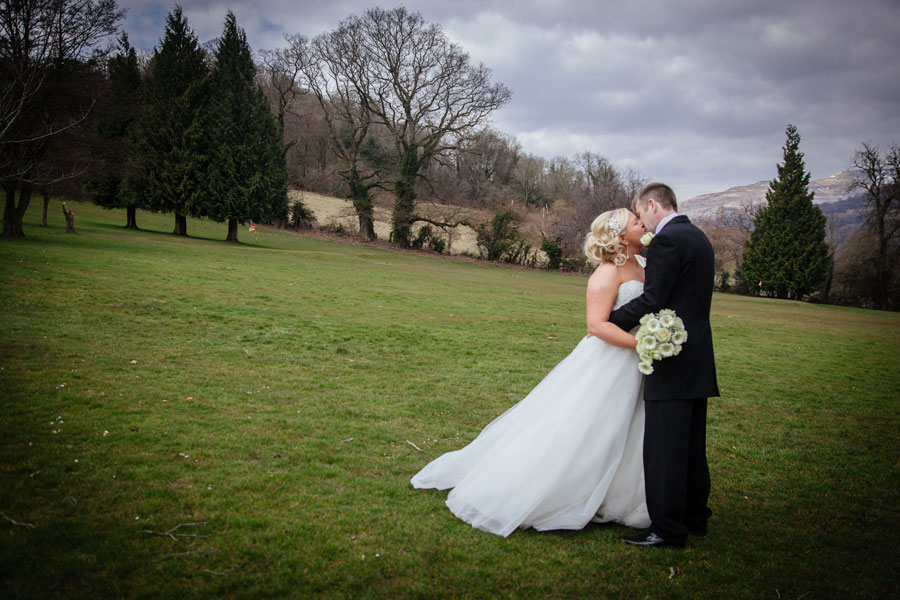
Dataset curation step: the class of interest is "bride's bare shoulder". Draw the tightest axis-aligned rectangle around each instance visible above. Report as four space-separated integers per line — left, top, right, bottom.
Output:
587 262 619 294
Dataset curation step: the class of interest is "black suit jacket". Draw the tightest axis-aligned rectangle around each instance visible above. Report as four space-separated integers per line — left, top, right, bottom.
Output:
610 215 719 401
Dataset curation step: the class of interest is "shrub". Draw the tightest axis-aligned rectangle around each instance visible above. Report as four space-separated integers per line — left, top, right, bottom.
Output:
290 201 316 229
541 236 564 270
475 209 522 262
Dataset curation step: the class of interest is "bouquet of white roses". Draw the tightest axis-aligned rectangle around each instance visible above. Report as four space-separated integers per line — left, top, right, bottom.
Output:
634 309 687 375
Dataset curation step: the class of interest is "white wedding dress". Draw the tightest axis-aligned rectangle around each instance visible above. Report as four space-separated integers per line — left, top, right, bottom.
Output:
411 280 650 537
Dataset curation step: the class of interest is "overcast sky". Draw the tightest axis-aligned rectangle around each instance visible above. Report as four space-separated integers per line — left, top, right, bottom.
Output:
118 0 900 200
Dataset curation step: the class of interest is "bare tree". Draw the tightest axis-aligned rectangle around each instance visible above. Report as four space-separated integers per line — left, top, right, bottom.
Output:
257 33 312 156
694 200 759 292
323 7 511 246
544 153 642 261
714 200 758 260
850 141 900 309
512 154 546 208
300 27 389 240
577 151 633 212
454 128 518 206
1 0 123 237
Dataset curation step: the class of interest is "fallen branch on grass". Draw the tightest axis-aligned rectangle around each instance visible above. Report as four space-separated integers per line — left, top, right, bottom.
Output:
203 559 248 577
1 512 35 529
406 440 423 452
139 521 212 543
156 550 205 562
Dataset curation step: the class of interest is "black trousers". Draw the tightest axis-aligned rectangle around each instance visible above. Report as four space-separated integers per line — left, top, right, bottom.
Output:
643 398 711 543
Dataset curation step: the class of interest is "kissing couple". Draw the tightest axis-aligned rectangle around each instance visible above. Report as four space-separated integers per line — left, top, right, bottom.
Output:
412 182 719 548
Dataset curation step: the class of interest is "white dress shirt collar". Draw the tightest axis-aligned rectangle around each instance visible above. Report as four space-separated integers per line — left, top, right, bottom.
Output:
655 212 679 234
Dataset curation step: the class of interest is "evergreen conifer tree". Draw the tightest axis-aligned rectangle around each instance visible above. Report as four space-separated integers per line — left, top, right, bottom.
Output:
88 34 143 229
133 7 209 236
742 125 831 300
196 12 287 242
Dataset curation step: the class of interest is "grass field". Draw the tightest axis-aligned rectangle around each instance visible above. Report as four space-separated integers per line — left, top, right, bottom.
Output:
1 202 898 599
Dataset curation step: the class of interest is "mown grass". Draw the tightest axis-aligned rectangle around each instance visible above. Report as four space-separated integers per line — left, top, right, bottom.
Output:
1 202 898 599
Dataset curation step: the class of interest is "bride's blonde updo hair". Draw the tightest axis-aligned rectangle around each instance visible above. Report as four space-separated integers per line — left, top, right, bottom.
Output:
584 208 629 266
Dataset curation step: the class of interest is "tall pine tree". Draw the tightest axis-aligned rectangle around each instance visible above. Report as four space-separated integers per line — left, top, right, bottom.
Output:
134 7 209 236
742 125 830 300
195 12 287 242
88 34 143 229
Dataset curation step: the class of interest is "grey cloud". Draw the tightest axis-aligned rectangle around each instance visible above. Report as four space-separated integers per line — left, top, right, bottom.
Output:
119 0 900 198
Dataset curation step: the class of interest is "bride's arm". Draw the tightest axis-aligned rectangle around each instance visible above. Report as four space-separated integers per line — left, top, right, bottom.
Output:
585 265 638 350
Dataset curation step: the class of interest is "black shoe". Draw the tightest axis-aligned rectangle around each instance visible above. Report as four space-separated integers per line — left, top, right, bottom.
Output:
622 531 685 548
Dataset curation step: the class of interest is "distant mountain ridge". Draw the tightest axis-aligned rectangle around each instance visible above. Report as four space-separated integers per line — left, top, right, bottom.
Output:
681 170 862 217
681 170 867 247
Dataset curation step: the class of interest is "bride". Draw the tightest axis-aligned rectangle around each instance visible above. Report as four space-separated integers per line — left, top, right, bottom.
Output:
411 208 651 537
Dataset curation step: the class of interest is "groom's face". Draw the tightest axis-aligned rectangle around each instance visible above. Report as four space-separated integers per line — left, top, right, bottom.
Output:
635 200 659 233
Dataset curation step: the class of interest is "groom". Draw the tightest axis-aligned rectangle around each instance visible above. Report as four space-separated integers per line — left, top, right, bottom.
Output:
609 182 719 548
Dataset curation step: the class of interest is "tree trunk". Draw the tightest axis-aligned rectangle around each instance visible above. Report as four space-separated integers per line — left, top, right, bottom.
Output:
2 182 19 237
61 202 75 232
822 253 833 304
391 150 418 246
42 192 50 226
2 181 29 238
173 214 188 236
875 216 888 310
226 218 239 242
125 204 138 230
350 169 376 241
391 184 415 246
358 212 376 241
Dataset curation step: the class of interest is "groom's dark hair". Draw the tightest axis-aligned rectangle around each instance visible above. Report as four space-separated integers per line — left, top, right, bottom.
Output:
634 182 677 211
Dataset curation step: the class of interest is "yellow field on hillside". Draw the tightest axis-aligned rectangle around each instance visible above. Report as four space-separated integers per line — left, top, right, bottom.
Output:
288 189 482 256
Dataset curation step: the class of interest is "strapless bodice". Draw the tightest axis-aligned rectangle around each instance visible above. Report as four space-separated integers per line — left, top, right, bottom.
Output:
614 280 644 310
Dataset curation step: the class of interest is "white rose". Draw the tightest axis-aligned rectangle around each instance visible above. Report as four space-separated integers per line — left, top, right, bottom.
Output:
638 361 654 375
659 311 676 328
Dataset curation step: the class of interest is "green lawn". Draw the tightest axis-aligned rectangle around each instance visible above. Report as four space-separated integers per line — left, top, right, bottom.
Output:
1 202 898 599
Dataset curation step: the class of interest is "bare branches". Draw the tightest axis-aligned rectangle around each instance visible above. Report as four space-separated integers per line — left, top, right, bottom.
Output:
302 6 509 244
413 213 473 231
851 141 900 233
306 29 373 169
1 0 121 148
848 141 900 309
2 0 122 238
257 32 313 146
